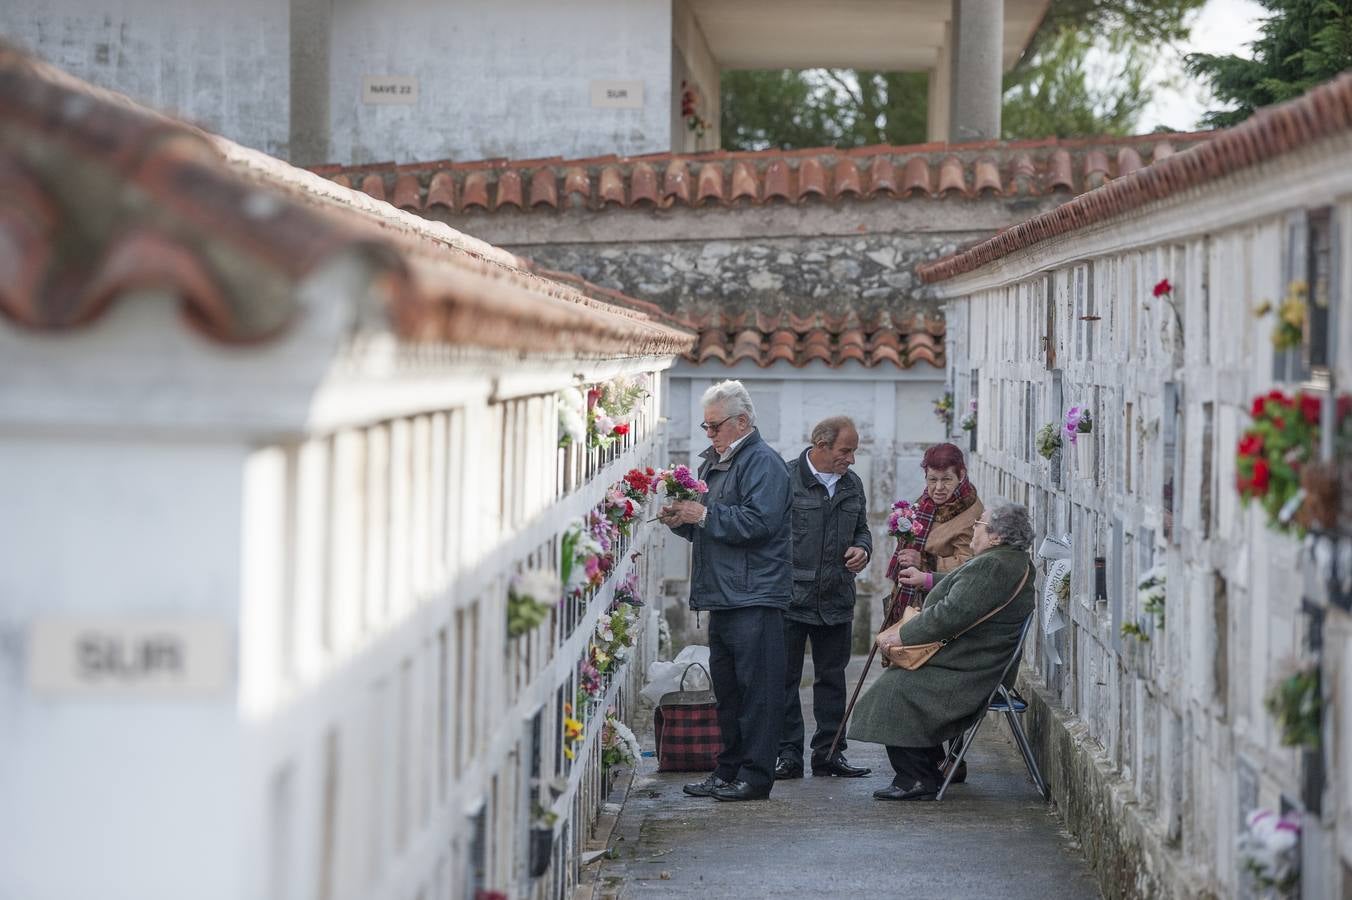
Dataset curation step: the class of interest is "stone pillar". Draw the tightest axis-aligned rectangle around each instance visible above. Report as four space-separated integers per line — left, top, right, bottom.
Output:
948 0 1003 143
289 0 331 166
927 22 952 143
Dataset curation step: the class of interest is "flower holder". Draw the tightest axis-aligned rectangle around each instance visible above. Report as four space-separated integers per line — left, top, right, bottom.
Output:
528 826 554 878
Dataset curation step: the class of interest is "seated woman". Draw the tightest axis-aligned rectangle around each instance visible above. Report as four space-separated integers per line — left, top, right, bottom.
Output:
849 503 1036 800
883 443 982 627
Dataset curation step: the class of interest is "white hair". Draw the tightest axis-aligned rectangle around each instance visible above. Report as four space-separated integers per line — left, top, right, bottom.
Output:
701 379 756 424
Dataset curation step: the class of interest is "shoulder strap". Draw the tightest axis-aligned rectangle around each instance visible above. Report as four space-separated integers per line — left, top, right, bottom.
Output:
943 560 1032 646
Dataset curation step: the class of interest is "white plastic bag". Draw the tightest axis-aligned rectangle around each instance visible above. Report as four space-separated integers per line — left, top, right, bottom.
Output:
640 644 712 704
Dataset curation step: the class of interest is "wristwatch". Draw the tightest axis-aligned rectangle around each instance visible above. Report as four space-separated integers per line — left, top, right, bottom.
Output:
697 506 709 528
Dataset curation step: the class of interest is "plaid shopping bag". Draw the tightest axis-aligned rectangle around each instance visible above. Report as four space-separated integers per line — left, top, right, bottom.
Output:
653 663 720 772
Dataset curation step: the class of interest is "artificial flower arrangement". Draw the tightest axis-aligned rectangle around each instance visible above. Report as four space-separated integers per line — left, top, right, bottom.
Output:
1265 663 1320 750
621 466 659 504
1235 390 1352 535
1254 280 1309 352
960 399 977 432
557 386 587 448
659 464 708 501
507 569 559 639
1036 422 1063 460
601 713 642 772
577 656 604 708
561 703 585 761
561 517 608 599
1238 808 1301 898
594 604 637 674
604 488 641 537
1064 405 1093 444
612 566 643 608
1137 564 1166 628
932 392 954 430
887 500 927 546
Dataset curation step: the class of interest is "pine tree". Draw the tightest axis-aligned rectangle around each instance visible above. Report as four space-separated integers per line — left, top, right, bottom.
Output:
1186 0 1352 128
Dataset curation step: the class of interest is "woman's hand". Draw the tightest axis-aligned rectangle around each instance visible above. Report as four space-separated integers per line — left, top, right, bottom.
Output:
896 566 927 588
894 548 922 568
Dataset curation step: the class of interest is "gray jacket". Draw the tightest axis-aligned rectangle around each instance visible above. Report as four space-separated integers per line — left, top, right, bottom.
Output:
673 428 793 611
786 449 872 625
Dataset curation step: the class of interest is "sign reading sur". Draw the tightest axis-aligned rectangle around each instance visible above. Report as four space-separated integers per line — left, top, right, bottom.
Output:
28 618 232 697
590 80 644 109
362 75 419 105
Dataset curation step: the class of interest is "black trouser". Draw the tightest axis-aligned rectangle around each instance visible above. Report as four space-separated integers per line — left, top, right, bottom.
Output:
708 605 786 791
779 618 852 765
885 745 946 789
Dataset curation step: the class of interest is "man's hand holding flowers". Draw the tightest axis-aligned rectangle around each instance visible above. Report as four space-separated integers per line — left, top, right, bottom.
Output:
660 500 706 527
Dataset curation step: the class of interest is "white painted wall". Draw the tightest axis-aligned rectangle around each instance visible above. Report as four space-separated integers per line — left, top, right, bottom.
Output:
328 0 674 164
0 0 291 158
937 130 1352 898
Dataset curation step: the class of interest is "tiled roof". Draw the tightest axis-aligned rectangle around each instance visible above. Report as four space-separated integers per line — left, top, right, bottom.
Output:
311 133 1214 214
684 309 944 369
0 45 693 357
918 72 1352 284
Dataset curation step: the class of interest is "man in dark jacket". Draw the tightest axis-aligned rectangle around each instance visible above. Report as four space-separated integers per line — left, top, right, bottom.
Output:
660 379 792 802
775 416 873 780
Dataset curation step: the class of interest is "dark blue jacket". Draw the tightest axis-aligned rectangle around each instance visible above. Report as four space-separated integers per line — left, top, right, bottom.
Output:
786 449 872 626
673 428 792 611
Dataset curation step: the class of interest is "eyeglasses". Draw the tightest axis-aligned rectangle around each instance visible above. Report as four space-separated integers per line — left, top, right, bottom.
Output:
974 520 989 528
700 415 734 434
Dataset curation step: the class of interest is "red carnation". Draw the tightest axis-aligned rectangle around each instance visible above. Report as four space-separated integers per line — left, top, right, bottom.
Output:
1153 278 1172 297
1251 458 1271 493
1251 396 1267 418
1338 395 1352 421
1299 393 1322 425
613 423 630 436
1237 432 1264 457
1267 389 1289 405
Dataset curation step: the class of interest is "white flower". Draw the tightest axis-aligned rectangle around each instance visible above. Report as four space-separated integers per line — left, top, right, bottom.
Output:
511 569 560 605
596 612 614 643
558 387 586 445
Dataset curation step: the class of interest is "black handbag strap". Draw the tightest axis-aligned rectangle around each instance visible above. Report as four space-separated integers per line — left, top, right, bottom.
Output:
678 662 711 691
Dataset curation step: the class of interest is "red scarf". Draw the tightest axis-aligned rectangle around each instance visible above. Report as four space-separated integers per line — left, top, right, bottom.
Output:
883 478 977 624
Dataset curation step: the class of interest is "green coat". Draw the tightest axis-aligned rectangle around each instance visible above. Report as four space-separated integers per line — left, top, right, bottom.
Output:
848 545 1035 748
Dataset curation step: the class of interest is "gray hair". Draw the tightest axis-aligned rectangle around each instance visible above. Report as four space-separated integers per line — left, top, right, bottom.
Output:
810 415 857 447
701 379 756 424
987 504 1034 551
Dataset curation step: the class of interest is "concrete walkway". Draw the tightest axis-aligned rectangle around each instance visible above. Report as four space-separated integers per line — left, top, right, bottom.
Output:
595 656 1101 899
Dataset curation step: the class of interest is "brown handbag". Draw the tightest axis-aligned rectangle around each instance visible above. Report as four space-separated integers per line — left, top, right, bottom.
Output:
875 563 1031 670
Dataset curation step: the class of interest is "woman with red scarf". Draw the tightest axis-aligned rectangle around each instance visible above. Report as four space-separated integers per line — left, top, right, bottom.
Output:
883 443 983 628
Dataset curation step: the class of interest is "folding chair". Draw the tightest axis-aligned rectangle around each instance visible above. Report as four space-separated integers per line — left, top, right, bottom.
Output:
935 613 1049 801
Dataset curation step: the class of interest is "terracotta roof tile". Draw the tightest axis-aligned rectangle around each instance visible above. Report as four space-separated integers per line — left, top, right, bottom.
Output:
918 72 1352 285
0 44 693 357
392 173 422 210
315 134 1214 217
427 170 456 209
832 159 863 199
494 169 523 210
938 156 967 196
681 309 944 369
529 168 558 208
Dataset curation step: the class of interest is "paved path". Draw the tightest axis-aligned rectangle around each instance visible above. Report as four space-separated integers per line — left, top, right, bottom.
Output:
596 656 1100 899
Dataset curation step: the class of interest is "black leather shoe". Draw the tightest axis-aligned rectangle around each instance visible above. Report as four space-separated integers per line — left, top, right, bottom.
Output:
811 754 871 778
774 758 804 780
682 774 729 797
872 781 938 801
712 780 772 801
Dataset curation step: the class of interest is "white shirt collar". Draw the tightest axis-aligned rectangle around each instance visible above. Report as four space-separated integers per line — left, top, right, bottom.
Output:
718 431 752 462
805 453 842 496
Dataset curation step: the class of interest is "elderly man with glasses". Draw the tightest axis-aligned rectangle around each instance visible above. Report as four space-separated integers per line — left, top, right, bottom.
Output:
660 379 792 802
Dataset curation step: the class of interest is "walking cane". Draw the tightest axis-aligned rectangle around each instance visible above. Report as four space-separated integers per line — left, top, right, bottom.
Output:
825 587 899 760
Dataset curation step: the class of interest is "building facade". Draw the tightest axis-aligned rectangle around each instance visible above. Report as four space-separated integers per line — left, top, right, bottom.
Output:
0 48 692 900
924 76 1352 898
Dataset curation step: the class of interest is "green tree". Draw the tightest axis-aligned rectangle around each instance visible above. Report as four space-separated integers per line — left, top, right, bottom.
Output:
1186 0 1352 128
719 0 1203 150
1001 29 1151 138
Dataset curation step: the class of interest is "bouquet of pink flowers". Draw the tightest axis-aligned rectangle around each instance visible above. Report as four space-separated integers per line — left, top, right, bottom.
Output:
887 500 927 547
659 464 708 501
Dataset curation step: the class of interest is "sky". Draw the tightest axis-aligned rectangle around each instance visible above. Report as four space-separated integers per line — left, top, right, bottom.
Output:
1137 0 1269 131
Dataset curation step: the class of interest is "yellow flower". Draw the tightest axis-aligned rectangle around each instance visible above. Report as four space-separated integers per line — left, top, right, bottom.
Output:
1252 299 1273 317
563 746 575 761
1279 295 1306 328
564 717 584 740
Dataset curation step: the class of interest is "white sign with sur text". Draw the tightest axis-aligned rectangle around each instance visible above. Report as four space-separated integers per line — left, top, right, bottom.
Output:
28 618 233 697
590 80 644 109
362 75 419 105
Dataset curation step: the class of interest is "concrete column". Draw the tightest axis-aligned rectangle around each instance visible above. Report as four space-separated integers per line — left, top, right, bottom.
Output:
948 0 1003 143
927 22 953 143
289 0 332 165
